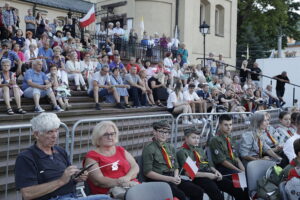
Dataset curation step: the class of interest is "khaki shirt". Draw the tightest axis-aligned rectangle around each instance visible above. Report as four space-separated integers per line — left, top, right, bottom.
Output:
239 131 270 158
208 134 239 166
142 140 178 175
262 125 281 148
177 144 213 172
275 124 294 145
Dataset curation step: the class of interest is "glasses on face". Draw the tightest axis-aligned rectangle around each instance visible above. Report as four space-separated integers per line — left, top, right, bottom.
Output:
103 132 116 138
157 129 170 135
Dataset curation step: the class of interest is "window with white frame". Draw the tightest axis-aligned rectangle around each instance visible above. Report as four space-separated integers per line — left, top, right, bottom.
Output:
215 5 224 36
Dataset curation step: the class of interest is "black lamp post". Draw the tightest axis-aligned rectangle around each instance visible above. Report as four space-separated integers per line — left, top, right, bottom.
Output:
199 21 210 67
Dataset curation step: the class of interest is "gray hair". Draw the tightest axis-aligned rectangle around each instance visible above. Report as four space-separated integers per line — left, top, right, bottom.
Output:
1 58 11 66
250 112 266 132
91 121 119 147
30 113 61 133
32 59 43 66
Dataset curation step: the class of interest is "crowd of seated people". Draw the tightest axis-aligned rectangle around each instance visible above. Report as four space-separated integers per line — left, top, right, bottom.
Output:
0 2 293 122
14 112 300 200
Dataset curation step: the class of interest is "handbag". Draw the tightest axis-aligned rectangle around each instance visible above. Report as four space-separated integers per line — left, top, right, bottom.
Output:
109 181 139 200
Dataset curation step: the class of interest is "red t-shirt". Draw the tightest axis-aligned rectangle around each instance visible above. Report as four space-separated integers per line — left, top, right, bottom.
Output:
84 146 132 194
126 63 141 73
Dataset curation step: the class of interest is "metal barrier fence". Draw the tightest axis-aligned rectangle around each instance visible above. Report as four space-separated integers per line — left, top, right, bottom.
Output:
70 114 174 165
0 122 70 200
91 34 171 63
174 112 253 148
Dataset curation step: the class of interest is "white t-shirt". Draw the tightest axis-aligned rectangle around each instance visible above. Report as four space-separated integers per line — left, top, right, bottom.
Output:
88 71 110 93
66 60 81 71
113 27 124 36
164 57 173 68
283 133 300 162
167 91 183 109
183 90 200 102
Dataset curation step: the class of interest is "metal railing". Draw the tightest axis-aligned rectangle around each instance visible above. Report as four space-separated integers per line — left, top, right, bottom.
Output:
0 122 70 200
200 57 300 105
173 112 252 148
91 34 172 63
70 114 175 164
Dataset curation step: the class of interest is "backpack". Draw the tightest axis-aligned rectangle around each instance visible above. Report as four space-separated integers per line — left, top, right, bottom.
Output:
256 165 283 200
285 167 300 200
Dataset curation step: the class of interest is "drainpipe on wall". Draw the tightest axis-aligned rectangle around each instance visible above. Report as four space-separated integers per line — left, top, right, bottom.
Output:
175 0 179 38
33 4 36 16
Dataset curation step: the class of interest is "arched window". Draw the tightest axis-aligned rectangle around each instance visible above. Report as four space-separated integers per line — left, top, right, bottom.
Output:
215 5 224 36
200 0 210 27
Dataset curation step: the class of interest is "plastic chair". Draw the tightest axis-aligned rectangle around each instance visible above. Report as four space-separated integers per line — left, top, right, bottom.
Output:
125 182 173 200
279 181 289 200
246 160 276 197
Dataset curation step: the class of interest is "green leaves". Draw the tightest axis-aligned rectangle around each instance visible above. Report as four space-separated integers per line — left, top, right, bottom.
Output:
237 0 300 61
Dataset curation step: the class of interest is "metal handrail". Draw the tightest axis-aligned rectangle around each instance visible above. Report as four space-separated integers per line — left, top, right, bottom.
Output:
70 114 175 162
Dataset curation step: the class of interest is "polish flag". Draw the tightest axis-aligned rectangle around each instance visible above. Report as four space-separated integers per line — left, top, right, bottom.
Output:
182 156 198 180
232 172 247 188
79 5 96 28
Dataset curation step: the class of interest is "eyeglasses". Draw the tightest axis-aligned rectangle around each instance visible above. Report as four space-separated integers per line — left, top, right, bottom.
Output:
103 132 116 138
157 129 170 135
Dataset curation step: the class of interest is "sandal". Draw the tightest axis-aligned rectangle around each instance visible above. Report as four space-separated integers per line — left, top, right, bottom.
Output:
156 102 164 107
16 108 27 114
7 108 14 115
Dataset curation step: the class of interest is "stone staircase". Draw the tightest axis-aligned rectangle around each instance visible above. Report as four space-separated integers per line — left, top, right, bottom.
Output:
0 91 169 200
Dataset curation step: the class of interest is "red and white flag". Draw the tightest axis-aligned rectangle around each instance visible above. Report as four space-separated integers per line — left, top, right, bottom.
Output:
79 5 96 28
183 156 198 180
232 172 247 188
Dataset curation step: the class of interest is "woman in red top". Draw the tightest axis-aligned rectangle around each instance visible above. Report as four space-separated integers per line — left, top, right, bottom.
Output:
83 121 139 194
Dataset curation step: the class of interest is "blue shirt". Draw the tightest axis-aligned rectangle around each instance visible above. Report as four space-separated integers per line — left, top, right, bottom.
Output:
197 90 210 100
23 69 48 90
12 36 26 47
14 144 75 200
38 47 53 64
109 61 124 71
0 50 19 70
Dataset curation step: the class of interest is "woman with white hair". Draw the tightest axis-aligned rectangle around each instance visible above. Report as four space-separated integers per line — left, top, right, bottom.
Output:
0 59 26 115
15 113 111 200
239 112 282 166
66 51 87 91
83 121 139 197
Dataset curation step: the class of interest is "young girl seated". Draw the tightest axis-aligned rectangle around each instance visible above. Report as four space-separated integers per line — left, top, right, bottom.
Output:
47 65 71 110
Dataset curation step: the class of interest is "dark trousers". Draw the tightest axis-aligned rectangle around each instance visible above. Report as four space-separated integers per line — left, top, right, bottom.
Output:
128 86 147 107
193 177 224 200
268 97 280 108
178 180 204 200
215 166 250 200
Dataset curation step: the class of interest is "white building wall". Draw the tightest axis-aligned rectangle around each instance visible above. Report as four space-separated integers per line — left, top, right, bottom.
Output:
257 57 300 107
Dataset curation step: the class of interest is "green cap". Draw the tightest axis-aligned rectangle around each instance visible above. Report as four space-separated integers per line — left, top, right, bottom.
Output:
152 120 171 130
183 127 200 136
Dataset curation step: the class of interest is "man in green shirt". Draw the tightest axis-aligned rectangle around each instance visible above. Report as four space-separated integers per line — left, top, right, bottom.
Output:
177 127 249 200
142 120 203 200
209 114 245 175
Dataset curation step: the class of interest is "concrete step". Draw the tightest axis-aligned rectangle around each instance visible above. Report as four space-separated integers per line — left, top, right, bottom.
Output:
0 107 168 124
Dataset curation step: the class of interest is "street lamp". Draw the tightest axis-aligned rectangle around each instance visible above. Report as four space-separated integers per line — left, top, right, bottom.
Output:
199 21 210 68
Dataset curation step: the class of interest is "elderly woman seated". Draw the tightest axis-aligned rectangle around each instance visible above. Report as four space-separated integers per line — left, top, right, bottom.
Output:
83 121 139 197
0 59 26 115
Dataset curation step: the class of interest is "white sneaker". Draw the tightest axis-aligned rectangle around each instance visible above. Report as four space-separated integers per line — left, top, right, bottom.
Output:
192 119 199 124
197 119 203 124
183 120 193 125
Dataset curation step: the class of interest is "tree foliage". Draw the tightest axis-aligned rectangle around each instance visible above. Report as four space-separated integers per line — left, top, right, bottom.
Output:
237 0 300 61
